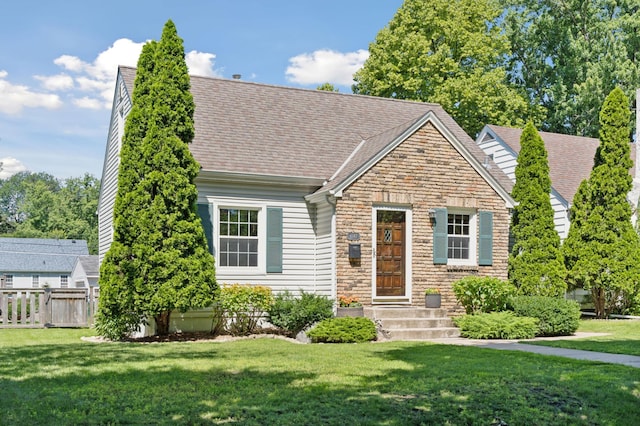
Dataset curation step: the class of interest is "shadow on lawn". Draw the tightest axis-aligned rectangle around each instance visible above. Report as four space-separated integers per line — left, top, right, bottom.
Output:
1 341 639 425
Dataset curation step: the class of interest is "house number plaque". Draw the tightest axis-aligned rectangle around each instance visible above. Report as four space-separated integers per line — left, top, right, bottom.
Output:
347 232 360 241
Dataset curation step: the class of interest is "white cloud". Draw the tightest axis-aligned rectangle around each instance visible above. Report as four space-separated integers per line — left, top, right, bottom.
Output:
186 51 220 77
285 49 369 86
45 39 220 110
0 70 63 115
0 157 28 179
34 73 74 91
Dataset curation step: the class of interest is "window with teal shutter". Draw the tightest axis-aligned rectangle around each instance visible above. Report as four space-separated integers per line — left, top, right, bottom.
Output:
266 207 283 273
433 208 448 264
478 211 493 266
197 203 214 255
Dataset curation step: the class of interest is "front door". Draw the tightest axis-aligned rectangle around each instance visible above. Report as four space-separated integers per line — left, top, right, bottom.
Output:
376 210 406 297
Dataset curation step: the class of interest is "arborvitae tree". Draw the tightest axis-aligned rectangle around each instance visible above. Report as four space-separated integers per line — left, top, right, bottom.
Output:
508 122 566 296
563 87 640 318
97 20 216 339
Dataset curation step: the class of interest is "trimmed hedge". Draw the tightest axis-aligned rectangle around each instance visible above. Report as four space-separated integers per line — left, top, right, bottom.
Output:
307 317 377 343
453 276 516 314
453 312 539 339
266 290 334 337
508 296 581 337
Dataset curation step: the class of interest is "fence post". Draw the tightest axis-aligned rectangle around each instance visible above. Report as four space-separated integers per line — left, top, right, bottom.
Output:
44 287 52 327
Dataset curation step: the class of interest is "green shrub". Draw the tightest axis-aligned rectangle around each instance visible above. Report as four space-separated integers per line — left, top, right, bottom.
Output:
452 276 516 314
94 311 142 341
453 312 539 339
267 290 334 337
217 284 274 336
307 317 377 343
508 296 581 337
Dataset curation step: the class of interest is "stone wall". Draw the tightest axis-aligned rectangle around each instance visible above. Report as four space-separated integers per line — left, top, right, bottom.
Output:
335 122 510 313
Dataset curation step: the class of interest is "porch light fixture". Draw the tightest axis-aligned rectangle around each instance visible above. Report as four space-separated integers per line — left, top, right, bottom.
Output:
427 208 436 224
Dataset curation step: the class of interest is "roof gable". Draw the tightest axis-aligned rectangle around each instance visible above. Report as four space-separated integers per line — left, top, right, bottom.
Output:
485 125 601 203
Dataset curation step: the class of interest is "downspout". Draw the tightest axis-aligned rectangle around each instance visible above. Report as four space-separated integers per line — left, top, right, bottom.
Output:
326 193 338 305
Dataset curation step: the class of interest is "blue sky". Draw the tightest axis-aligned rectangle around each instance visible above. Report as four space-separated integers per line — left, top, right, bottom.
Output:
0 0 404 180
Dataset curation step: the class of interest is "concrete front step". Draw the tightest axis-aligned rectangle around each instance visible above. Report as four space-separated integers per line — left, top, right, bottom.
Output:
365 306 460 341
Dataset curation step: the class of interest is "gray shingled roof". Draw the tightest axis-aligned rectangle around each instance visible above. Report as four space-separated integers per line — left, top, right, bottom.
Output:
119 66 513 194
0 238 89 273
487 125 602 203
76 255 99 277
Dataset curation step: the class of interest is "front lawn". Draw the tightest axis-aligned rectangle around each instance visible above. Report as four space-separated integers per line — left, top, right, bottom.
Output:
1 329 639 425
524 319 640 356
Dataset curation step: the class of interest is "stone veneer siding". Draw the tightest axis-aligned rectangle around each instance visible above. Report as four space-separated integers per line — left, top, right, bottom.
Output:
335 122 510 313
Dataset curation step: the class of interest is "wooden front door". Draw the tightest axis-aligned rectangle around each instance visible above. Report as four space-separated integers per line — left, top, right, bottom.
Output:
376 210 406 297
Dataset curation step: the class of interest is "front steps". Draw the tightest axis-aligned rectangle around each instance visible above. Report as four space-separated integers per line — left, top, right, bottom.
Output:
364 306 460 341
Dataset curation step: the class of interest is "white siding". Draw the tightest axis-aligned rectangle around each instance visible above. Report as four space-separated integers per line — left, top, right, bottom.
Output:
478 132 570 239
197 179 332 296
5 273 67 288
98 74 132 263
314 199 335 298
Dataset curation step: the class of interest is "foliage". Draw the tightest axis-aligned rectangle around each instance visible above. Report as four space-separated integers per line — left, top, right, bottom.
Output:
316 83 339 92
352 0 538 137
307 317 377 343
0 172 100 253
562 88 640 318
424 288 440 295
502 0 640 137
217 284 274 336
93 310 142 342
453 311 539 339
508 122 566 296
266 290 333 337
452 276 516 314
97 20 217 338
338 295 362 307
508 296 581 337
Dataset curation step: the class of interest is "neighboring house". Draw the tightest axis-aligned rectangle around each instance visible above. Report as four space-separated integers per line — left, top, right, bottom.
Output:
99 66 516 312
0 238 89 288
476 125 639 240
70 255 99 288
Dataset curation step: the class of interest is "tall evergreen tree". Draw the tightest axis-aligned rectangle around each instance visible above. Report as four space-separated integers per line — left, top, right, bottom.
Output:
97 21 216 339
352 0 539 137
563 88 640 318
508 122 566 296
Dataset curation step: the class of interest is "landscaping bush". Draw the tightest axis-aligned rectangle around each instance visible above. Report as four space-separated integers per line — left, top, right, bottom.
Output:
307 317 377 343
452 276 516 314
508 296 581 337
453 312 539 339
266 290 334 337
217 284 274 336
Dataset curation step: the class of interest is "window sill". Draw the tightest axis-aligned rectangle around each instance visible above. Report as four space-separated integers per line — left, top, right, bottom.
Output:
446 265 479 272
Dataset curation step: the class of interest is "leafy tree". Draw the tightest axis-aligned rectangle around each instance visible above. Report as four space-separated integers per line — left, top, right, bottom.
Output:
0 172 59 224
97 20 216 339
502 0 640 137
563 88 640 318
316 83 339 92
508 122 566 296
352 0 538 137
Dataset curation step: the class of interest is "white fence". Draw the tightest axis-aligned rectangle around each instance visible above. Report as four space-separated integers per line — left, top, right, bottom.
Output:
0 287 99 328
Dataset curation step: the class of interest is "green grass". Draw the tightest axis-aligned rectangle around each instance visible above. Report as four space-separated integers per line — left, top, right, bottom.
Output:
524 319 640 356
1 329 639 425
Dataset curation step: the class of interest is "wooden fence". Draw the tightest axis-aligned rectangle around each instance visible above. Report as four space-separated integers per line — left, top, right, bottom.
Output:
0 287 99 328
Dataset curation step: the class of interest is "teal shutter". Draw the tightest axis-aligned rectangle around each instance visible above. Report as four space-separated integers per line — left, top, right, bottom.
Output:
478 211 493 266
433 208 448 264
266 207 283 273
197 203 214 255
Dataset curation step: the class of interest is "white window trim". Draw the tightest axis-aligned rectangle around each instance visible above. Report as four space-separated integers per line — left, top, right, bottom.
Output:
214 202 267 275
60 275 69 288
371 205 413 302
32 275 39 288
447 208 477 266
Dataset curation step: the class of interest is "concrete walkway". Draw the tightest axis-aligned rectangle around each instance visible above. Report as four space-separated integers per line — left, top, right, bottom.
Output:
427 333 640 368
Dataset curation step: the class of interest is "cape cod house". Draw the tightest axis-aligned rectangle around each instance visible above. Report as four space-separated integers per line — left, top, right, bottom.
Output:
476 125 639 240
0 238 89 288
98 66 515 315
